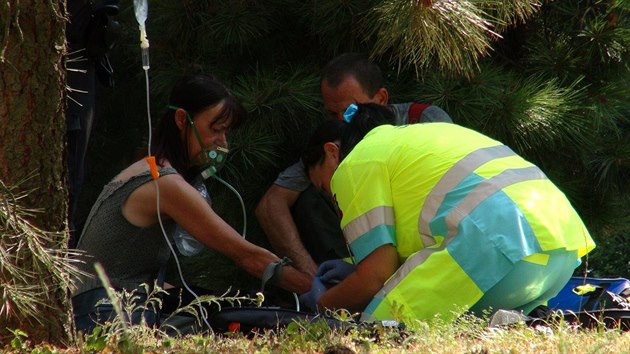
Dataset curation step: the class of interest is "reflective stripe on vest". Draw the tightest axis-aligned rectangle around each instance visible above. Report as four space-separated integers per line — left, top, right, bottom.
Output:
343 145 519 251
344 206 395 245
419 145 516 238
363 146 548 319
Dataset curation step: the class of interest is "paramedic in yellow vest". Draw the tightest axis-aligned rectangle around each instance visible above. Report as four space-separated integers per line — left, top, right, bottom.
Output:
299 103 595 321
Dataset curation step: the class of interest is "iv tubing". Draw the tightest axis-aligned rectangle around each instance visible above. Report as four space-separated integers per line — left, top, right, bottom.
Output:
140 47 212 331
212 175 247 239
155 185 213 330
144 70 152 155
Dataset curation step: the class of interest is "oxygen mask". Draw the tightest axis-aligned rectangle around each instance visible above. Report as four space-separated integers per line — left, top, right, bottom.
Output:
191 145 229 180
168 105 229 180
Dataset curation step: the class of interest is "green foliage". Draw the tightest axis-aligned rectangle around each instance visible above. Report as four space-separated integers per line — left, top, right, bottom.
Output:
63 311 630 352
83 326 107 352
232 66 321 122
7 328 28 351
584 205 630 278
8 321 630 353
477 0 542 32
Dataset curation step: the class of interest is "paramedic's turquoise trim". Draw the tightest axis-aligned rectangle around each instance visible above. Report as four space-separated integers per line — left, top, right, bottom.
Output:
349 224 396 263
447 190 542 291
362 295 383 320
419 145 516 236
429 173 485 238
427 168 545 291
375 167 547 297
344 206 395 244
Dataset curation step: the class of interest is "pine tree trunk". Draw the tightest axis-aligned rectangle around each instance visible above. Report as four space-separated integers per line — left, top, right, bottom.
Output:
0 0 71 344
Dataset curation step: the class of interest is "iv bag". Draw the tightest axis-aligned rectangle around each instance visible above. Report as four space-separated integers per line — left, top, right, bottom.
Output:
133 0 148 26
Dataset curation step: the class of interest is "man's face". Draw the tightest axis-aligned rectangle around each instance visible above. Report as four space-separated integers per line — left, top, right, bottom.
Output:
321 76 385 120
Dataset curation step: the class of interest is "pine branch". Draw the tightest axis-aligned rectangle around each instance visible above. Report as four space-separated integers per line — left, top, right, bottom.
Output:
366 1 492 76
474 0 541 32
364 0 541 77
230 65 322 137
0 178 86 325
202 1 272 53
486 75 594 157
525 33 582 82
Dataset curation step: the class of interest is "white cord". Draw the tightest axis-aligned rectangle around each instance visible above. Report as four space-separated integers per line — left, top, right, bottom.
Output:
212 175 304 310
211 175 247 239
145 69 152 154
154 181 212 330
142 68 212 331
293 293 300 311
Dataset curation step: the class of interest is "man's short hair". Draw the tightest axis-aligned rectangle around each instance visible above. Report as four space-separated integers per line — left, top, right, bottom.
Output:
321 53 383 97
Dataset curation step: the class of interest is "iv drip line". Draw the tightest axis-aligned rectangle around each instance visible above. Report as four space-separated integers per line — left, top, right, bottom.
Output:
133 0 213 331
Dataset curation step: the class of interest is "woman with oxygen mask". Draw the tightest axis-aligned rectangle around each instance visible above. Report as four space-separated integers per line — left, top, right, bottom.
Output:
167 103 230 256
72 74 311 334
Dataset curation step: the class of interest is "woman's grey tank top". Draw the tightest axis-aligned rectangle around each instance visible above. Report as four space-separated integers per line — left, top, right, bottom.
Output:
73 167 178 296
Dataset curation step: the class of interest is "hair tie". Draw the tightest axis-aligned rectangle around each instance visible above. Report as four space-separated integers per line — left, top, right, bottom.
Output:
343 103 358 123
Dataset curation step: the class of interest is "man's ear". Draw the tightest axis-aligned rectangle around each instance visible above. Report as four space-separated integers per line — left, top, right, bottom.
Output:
372 87 389 105
174 108 188 130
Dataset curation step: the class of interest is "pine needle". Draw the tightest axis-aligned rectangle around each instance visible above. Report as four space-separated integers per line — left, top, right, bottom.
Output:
0 178 86 325
365 0 499 77
364 0 542 77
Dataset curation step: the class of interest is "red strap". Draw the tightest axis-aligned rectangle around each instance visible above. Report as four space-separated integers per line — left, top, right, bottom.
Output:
408 103 431 124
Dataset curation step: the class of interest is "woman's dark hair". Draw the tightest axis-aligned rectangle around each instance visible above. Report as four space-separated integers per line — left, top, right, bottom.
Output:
340 103 395 160
302 120 346 169
151 74 246 180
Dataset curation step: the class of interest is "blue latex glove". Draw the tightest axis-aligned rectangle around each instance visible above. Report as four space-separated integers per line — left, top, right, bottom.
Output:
316 259 356 286
299 276 327 312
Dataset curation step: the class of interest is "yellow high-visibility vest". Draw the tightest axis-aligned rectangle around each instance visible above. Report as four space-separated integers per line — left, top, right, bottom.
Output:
331 123 595 321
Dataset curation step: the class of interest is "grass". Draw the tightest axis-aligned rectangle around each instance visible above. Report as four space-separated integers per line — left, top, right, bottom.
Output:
4 298 630 353
5 317 630 353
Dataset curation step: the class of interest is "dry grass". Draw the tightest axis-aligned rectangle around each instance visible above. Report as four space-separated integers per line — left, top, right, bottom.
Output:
4 304 630 353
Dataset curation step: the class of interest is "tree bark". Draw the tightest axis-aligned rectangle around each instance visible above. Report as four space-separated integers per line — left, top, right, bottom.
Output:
0 0 71 345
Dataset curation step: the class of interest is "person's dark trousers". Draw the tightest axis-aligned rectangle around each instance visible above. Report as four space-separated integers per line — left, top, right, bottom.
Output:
72 288 158 334
291 184 350 264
